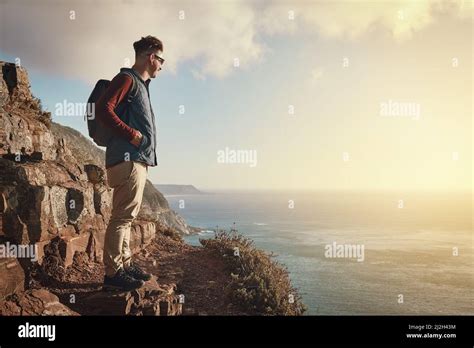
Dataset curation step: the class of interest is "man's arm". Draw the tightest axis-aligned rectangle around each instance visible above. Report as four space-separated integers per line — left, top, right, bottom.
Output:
96 74 140 143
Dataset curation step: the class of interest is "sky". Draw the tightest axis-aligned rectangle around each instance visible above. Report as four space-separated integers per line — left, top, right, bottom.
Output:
0 0 472 191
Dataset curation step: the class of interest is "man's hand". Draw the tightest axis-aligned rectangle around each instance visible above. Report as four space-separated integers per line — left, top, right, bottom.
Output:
130 130 143 148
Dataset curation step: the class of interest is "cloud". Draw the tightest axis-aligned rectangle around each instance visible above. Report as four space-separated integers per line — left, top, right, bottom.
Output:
0 0 263 82
0 0 471 83
311 67 324 82
261 0 472 42
190 68 206 81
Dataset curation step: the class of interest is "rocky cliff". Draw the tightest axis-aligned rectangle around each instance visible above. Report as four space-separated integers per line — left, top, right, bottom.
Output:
0 61 192 313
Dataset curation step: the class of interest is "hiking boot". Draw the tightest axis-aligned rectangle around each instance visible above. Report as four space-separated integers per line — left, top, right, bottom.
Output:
103 268 144 291
125 263 152 281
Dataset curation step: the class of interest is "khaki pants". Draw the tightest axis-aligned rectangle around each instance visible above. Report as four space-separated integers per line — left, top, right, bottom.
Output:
103 160 148 277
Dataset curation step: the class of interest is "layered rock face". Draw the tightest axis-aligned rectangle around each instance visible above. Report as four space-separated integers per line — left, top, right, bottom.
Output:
0 61 192 313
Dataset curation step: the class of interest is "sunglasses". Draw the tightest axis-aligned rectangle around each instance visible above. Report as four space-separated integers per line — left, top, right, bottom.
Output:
153 53 165 65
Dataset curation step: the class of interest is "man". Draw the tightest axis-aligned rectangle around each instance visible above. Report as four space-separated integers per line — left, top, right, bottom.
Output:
96 36 164 290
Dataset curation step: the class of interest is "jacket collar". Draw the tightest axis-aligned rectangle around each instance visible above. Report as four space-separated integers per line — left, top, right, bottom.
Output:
120 67 151 86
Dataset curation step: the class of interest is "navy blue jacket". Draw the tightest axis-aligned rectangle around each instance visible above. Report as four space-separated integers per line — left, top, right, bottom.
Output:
105 68 157 168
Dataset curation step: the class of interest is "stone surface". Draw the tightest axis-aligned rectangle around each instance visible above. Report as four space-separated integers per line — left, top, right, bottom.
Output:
0 258 25 300
0 62 54 159
60 233 94 267
130 221 156 253
80 278 182 316
0 288 79 315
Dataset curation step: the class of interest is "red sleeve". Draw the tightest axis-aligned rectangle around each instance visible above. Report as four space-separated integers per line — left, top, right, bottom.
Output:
96 74 137 141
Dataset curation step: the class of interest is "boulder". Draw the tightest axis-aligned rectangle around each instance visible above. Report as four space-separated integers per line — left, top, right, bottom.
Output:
0 288 78 315
81 278 182 316
0 258 25 300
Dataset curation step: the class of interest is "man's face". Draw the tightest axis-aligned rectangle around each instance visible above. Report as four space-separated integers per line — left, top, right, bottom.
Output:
148 51 164 78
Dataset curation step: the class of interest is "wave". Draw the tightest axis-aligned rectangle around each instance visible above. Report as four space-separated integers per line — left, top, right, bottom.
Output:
198 229 215 236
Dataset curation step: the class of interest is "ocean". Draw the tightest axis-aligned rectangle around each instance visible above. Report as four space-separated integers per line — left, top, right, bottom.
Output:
165 190 473 315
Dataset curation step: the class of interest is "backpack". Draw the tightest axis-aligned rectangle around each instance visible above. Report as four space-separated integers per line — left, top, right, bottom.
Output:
85 71 137 147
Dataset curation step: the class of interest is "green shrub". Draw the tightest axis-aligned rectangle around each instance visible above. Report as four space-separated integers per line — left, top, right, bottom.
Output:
201 231 306 315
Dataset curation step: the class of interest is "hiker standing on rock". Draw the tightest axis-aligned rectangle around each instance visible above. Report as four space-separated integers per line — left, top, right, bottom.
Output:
92 36 164 290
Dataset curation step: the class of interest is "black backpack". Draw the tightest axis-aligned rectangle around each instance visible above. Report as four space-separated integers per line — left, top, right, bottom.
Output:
85 71 137 147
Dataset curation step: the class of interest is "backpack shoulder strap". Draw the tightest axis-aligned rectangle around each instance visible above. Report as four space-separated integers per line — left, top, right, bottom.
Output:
118 70 138 104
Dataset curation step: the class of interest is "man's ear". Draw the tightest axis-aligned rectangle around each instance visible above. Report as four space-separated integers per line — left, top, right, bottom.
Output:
145 53 152 65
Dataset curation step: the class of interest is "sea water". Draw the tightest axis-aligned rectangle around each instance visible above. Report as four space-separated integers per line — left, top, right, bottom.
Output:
165 190 473 315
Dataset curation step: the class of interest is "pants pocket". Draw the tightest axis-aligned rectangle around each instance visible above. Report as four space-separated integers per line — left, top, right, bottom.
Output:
106 161 134 188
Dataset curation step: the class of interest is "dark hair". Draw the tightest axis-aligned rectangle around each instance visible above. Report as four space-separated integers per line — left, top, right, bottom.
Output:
133 36 163 56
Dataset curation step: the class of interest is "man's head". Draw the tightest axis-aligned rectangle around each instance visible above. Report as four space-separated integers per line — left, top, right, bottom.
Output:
133 35 164 78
